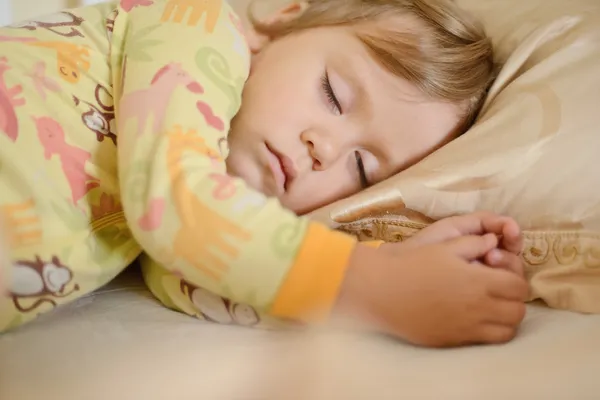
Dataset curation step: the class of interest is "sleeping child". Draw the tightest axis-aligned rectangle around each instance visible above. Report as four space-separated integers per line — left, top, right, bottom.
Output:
0 0 529 347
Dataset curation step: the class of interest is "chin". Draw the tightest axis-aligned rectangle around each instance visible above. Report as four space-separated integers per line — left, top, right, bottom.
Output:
226 158 271 199
279 197 315 216
226 158 250 186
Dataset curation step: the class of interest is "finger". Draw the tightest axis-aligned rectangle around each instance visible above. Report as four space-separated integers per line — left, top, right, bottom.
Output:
484 249 525 277
448 233 498 260
500 219 523 254
406 220 463 247
477 213 521 248
440 212 522 251
438 211 499 237
483 299 527 327
483 268 530 301
463 212 523 253
410 211 502 246
474 323 519 345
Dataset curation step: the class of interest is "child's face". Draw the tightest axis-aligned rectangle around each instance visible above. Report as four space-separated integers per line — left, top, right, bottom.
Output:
226 26 462 215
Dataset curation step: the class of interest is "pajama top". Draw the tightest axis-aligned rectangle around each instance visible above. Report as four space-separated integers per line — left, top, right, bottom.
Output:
0 0 358 331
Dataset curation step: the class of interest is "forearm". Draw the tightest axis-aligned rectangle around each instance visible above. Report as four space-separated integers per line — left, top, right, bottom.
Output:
113 0 359 322
0 220 7 295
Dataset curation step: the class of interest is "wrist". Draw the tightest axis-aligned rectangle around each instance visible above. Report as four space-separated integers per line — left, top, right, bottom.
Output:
333 244 383 324
269 222 358 323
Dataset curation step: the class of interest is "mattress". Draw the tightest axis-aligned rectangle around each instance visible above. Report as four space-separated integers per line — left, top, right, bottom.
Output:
1 265 599 400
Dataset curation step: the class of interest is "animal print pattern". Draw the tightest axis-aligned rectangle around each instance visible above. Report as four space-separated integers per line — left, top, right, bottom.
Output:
0 0 357 333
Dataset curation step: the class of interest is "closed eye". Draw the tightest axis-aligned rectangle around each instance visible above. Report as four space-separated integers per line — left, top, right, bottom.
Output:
321 71 342 115
355 151 369 188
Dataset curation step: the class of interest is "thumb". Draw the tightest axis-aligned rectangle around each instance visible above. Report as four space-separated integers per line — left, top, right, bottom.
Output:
447 233 498 260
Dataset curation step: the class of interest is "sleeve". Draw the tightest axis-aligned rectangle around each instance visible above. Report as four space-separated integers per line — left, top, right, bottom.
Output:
111 0 358 323
363 241 384 248
0 219 10 297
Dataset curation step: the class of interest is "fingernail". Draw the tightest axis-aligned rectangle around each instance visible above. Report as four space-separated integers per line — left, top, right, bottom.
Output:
489 249 502 264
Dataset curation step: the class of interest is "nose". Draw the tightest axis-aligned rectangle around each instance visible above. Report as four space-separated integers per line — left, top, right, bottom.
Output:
301 129 343 171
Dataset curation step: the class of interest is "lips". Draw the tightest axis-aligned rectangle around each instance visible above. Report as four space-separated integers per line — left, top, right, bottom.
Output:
265 143 296 193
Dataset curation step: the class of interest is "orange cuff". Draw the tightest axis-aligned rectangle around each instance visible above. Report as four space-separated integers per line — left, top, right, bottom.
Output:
269 222 357 323
362 240 384 249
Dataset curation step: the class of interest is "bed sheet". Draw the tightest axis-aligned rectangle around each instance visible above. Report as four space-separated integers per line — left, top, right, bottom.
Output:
1 266 599 400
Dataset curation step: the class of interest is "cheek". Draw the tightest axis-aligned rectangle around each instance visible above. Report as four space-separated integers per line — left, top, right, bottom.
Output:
238 76 285 127
247 74 302 117
236 76 311 148
225 148 265 194
245 50 318 121
283 167 361 215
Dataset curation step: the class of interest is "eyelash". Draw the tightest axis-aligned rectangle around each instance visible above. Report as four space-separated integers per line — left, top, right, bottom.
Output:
321 72 342 115
321 72 368 187
355 151 369 188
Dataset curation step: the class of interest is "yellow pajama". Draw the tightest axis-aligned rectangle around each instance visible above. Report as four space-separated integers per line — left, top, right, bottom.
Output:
0 0 357 332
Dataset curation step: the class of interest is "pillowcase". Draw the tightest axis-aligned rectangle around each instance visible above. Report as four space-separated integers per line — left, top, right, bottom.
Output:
310 0 600 314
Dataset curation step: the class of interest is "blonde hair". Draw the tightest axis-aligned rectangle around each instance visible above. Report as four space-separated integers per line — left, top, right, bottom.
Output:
250 0 496 134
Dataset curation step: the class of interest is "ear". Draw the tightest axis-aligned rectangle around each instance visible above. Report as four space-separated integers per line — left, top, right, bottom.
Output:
247 1 308 54
262 2 307 25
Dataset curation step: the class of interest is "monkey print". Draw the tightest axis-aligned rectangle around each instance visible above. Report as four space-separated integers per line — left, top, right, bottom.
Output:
106 9 119 40
73 84 117 145
10 255 80 313
180 280 261 327
10 12 85 38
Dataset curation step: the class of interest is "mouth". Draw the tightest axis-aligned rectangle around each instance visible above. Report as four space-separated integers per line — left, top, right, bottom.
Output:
265 142 296 194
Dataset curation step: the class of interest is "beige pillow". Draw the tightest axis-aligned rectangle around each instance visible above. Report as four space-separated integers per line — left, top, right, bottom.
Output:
310 0 600 314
